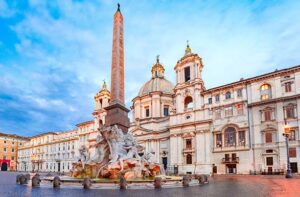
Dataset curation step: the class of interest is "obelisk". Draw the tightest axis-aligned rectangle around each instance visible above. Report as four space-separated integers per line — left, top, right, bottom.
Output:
105 4 130 132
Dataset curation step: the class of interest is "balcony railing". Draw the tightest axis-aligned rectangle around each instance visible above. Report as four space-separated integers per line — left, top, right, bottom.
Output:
183 146 194 153
221 157 239 164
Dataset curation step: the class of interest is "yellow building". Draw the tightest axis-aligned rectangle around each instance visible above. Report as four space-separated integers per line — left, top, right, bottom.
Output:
0 133 29 171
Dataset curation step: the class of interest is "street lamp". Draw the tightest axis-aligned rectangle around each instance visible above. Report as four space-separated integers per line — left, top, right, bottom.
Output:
283 124 292 178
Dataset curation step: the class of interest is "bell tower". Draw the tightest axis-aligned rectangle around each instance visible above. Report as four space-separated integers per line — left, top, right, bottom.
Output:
93 80 110 129
174 42 205 113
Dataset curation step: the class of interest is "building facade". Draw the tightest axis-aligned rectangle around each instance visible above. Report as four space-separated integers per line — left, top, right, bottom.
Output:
130 44 300 175
0 133 29 171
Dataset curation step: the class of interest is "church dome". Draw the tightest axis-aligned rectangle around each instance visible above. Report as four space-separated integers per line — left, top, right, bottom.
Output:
138 77 174 96
138 56 174 97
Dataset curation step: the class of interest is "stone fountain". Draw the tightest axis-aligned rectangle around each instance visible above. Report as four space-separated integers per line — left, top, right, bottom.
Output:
69 125 161 180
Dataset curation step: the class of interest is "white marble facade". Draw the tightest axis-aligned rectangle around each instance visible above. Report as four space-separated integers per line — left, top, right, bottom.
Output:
130 45 300 175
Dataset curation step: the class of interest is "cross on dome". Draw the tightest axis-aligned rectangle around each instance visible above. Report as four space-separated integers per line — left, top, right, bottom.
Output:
185 40 192 56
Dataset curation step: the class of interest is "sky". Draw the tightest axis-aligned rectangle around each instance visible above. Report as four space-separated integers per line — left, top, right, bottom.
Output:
1 0 300 137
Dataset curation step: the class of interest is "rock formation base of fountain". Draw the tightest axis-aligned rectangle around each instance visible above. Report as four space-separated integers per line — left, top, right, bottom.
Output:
68 125 161 180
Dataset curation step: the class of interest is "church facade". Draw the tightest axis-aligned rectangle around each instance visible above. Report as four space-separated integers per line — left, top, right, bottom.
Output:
129 44 300 175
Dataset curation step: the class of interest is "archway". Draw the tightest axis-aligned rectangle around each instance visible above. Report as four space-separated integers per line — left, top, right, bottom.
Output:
184 96 193 111
1 162 8 171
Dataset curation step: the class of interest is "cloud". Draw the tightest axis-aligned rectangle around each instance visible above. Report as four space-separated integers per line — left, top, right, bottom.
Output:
0 0 300 136
0 0 16 18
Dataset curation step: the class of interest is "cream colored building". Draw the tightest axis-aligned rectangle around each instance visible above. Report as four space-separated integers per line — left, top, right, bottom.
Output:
130 44 300 175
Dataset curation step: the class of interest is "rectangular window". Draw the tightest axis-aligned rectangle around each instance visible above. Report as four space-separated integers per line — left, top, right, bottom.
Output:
289 148 297 158
12 156 14 160
264 110 272 121
3 147 6 152
237 89 242 97
184 66 191 82
261 94 270 100
163 106 169 116
225 154 230 162
289 130 296 141
215 109 221 119
216 134 222 147
232 153 237 161
225 107 233 117
285 82 292 92
12 148 14 152
215 94 220 102
186 154 192 164
286 106 295 119
238 131 246 146
208 98 212 104
266 157 273 165
236 104 243 115
265 133 273 143
186 139 192 149
145 107 150 117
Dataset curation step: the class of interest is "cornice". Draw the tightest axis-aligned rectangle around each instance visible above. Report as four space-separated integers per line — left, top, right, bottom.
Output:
248 93 300 107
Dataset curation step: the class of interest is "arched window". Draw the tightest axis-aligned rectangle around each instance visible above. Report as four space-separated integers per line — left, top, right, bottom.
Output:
224 127 236 147
260 84 271 100
225 91 231 99
186 154 192 164
285 104 296 119
99 99 103 108
184 96 193 111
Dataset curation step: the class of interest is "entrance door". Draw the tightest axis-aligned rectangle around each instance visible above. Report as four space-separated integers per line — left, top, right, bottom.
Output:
162 157 167 170
291 162 298 173
213 165 217 173
1 162 8 171
58 162 61 172
226 164 236 174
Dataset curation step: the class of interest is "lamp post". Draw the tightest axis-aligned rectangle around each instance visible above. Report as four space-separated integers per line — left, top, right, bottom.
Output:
283 124 292 178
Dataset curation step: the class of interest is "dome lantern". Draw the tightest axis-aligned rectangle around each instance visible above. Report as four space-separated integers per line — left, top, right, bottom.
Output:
151 55 165 78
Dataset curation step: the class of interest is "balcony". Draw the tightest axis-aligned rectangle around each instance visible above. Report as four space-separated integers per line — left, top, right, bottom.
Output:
221 157 239 164
183 146 194 153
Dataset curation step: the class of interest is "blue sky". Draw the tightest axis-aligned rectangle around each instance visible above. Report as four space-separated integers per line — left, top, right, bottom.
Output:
1 0 300 136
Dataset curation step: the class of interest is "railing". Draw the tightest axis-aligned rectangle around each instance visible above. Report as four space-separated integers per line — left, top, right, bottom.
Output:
221 157 239 163
183 146 194 152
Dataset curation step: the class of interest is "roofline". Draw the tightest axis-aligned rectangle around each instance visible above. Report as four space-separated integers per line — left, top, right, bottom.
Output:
29 132 59 138
203 65 300 93
76 120 94 127
0 132 30 140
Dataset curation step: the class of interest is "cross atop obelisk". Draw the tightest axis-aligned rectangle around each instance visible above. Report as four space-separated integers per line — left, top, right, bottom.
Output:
105 4 130 132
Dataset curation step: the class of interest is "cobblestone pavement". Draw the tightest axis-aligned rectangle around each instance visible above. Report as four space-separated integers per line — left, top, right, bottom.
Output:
1 172 299 197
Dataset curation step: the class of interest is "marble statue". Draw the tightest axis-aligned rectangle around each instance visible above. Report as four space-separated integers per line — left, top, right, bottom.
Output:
70 125 161 180
143 150 156 163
